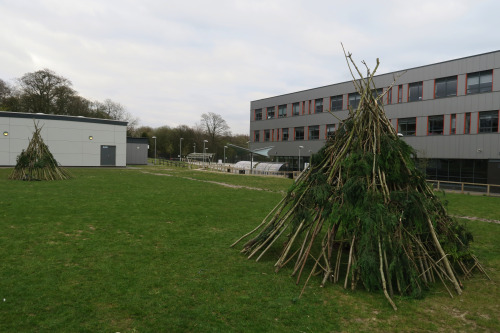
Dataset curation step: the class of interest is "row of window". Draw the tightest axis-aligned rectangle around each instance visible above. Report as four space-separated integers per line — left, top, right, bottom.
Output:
254 110 499 142
398 110 499 136
253 70 494 121
255 124 337 142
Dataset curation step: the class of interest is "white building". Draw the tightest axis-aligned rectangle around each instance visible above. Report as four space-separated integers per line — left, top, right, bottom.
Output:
0 111 127 167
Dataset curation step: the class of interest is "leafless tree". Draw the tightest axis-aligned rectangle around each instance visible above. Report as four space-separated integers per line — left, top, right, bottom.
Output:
200 112 230 144
93 98 139 135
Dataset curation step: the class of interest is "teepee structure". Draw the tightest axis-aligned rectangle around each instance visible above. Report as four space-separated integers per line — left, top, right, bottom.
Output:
232 49 487 310
9 122 71 181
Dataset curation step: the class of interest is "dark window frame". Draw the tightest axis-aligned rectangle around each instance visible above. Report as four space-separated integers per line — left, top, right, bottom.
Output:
330 95 343 111
292 102 300 116
348 92 361 109
465 112 471 134
467 70 493 94
308 125 320 140
266 106 275 119
314 98 323 113
294 126 305 141
264 129 271 142
398 117 417 136
408 81 423 102
282 128 289 141
434 76 457 98
478 110 499 133
326 124 335 139
398 84 403 103
278 104 287 118
428 115 444 135
254 109 262 121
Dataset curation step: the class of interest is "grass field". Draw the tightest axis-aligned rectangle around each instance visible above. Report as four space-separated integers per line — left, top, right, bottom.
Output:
0 166 498 332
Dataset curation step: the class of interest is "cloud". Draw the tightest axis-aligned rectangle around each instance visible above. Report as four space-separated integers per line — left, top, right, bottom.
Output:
1 0 499 135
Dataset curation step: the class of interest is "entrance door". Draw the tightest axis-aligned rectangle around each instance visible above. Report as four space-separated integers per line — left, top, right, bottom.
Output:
100 145 116 166
488 160 500 185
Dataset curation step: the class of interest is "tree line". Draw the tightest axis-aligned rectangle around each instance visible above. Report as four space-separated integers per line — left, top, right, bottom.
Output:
134 112 250 162
0 69 249 163
0 68 138 134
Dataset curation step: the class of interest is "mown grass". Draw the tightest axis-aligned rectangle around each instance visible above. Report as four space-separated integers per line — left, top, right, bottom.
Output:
0 166 498 332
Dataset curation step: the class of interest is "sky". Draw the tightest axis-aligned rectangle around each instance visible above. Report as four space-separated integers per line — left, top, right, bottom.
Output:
0 0 499 134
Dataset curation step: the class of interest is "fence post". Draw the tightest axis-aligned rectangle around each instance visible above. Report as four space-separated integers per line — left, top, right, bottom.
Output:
487 184 490 196
461 183 464 194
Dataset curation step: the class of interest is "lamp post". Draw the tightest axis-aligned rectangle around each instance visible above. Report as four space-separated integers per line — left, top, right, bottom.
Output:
179 137 183 161
224 145 228 165
152 136 157 165
193 143 196 153
298 145 304 172
203 140 208 166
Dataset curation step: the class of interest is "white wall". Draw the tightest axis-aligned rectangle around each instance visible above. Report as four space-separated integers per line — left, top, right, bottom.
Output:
0 113 127 167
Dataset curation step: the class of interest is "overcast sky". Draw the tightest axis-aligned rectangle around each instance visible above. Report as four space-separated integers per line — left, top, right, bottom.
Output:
1 0 498 134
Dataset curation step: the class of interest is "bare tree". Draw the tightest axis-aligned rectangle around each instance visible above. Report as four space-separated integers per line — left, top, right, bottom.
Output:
200 112 231 144
93 98 139 135
17 68 73 114
0 78 11 101
0 79 13 110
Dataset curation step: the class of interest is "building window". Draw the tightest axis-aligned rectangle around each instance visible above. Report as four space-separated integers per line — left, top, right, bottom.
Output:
309 125 320 140
370 88 383 105
428 115 444 135
282 128 289 141
326 124 335 139
264 129 271 142
254 109 262 121
294 127 304 141
398 84 403 103
267 106 275 119
387 87 392 104
450 114 456 135
330 95 343 111
467 70 493 94
315 99 323 113
348 92 361 109
292 102 300 116
254 130 260 142
464 112 471 134
435 76 457 98
478 110 499 133
398 117 416 136
278 104 287 118
408 82 423 102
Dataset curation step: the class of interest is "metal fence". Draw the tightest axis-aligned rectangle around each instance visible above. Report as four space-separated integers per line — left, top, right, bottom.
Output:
147 159 500 197
427 180 500 196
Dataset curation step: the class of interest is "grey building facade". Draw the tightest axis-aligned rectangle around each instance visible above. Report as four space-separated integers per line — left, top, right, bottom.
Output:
249 51 500 184
126 137 149 165
0 111 127 167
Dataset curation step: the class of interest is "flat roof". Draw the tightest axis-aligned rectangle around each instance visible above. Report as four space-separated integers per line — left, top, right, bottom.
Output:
251 50 500 103
0 111 128 126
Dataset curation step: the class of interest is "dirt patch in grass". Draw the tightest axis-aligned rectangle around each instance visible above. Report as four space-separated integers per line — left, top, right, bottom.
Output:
451 215 500 224
140 170 278 192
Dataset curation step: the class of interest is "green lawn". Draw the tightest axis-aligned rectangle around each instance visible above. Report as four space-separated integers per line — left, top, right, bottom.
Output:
0 167 498 332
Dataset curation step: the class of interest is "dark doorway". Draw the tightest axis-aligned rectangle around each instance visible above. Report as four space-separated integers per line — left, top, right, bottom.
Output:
100 145 116 166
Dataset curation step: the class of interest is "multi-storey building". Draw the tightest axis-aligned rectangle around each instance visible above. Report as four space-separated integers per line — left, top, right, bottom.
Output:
249 51 500 185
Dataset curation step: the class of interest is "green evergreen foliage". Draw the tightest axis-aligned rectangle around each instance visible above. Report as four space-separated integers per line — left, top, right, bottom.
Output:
232 50 487 310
